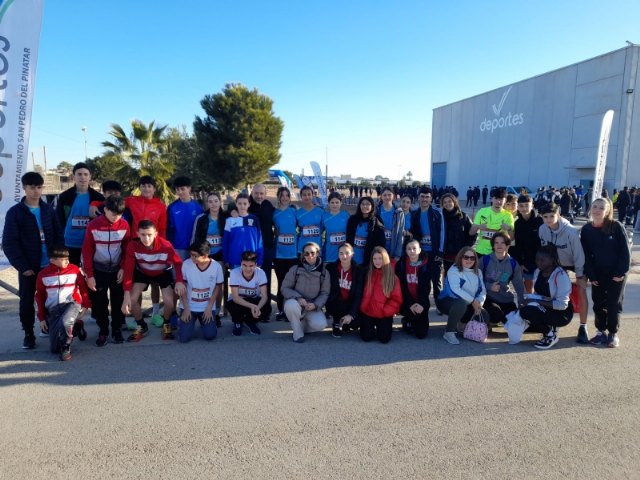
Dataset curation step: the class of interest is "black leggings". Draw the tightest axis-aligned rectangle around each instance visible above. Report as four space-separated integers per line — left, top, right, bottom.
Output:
520 304 573 335
359 313 393 344
483 299 517 325
400 308 429 339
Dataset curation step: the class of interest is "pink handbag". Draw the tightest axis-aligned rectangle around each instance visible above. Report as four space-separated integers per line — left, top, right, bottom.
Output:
463 314 489 343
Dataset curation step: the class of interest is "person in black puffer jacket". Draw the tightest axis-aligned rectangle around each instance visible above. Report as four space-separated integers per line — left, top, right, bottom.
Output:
509 194 543 293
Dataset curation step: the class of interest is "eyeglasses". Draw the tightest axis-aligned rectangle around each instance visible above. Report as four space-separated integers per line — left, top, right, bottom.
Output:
462 255 476 261
303 251 318 257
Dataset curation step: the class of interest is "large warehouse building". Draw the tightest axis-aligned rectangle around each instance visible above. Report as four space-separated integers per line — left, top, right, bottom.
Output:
431 44 640 192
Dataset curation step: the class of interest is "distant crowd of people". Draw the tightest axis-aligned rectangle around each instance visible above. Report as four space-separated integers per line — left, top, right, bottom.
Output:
1 163 633 361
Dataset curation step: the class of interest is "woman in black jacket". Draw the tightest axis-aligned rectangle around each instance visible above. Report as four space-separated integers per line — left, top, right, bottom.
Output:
325 243 364 338
346 196 386 266
440 193 476 272
395 239 431 339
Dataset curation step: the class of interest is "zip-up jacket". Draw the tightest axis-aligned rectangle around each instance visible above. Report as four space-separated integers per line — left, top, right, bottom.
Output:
531 266 572 311
346 215 386 265
326 260 364 318
167 199 203 250
2 198 64 273
359 269 402 319
82 215 131 277
249 199 276 249
56 187 104 231
580 221 630 281
191 211 228 245
281 258 331 307
538 217 585 276
409 207 445 258
124 195 167 237
479 253 525 306
376 205 406 259
222 214 264 266
122 236 184 291
35 263 91 321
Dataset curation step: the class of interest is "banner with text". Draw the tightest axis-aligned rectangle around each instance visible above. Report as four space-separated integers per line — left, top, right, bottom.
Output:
593 109 614 202
0 0 45 267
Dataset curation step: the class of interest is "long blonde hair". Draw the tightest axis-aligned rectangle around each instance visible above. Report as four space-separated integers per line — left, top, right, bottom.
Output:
366 247 396 297
589 198 615 234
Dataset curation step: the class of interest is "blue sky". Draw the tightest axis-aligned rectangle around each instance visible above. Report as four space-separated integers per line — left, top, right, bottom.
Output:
28 0 640 181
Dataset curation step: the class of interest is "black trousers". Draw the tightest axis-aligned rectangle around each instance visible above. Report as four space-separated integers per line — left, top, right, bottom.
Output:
67 247 82 268
89 270 125 335
18 269 40 333
400 308 429 339
273 258 298 312
359 313 393 344
326 299 360 329
520 304 573 335
483 299 517 325
591 274 627 334
428 258 443 303
227 297 269 325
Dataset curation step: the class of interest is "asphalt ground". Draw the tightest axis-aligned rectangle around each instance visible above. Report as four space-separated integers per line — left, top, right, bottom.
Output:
1 219 639 480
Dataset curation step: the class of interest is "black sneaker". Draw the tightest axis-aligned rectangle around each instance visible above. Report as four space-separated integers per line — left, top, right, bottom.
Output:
589 331 608 345
260 316 270 324
215 315 222 328
73 319 87 341
59 343 72 361
275 312 286 321
534 333 559 350
127 322 149 342
95 335 108 347
22 333 36 349
232 323 243 336
332 323 342 338
576 324 589 344
112 331 124 344
247 323 261 335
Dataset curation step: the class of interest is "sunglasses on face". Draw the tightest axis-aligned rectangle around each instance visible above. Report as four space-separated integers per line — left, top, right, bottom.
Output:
462 255 476 261
303 251 318 257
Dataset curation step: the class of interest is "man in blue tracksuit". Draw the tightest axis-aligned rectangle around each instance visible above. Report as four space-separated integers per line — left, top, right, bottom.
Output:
167 176 203 260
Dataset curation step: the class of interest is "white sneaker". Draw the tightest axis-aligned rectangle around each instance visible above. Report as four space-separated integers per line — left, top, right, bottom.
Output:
443 332 460 345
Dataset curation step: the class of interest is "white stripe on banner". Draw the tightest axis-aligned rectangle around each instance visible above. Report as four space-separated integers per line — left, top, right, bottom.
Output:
0 0 45 268
592 109 614 202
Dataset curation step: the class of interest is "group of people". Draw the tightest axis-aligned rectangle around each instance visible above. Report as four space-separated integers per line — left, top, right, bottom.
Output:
1 163 632 360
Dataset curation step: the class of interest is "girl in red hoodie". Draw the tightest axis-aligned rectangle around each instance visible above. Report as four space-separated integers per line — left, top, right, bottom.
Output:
359 246 402 343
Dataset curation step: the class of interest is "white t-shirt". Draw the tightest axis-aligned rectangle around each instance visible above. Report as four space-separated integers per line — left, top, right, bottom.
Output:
180 258 224 312
228 267 267 300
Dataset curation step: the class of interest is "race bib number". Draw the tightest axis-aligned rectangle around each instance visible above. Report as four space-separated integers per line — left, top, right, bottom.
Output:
481 230 495 240
278 234 295 245
420 234 431 246
71 216 90 229
207 234 222 247
40 229 45 245
238 286 258 298
354 236 367 248
329 233 346 245
191 287 211 303
302 225 320 237
384 229 392 240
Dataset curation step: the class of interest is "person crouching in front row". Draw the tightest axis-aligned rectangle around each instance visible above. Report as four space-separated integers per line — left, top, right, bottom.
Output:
281 242 331 343
325 243 364 338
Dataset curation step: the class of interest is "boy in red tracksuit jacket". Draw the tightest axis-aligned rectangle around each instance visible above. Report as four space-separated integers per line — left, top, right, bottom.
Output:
121 219 185 342
82 196 131 346
35 246 91 361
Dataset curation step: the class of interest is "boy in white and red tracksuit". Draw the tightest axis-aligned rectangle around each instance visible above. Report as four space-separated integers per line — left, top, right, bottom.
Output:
82 196 130 346
35 246 91 361
121 220 185 342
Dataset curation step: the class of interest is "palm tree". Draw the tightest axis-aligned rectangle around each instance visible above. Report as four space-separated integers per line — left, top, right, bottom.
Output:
102 120 176 203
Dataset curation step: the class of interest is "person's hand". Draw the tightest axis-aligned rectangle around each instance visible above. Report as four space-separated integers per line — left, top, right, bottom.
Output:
202 307 214 323
410 303 424 314
121 294 131 315
575 276 587 288
251 305 261 318
591 280 599 287
298 298 308 308
87 277 97 291
340 315 353 326
174 282 186 297
612 276 625 282
305 303 316 311
471 299 482 315
491 282 500 293
116 269 124 284
180 308 191 322
22 270 35 277
40 320 48 333
89 205 100 218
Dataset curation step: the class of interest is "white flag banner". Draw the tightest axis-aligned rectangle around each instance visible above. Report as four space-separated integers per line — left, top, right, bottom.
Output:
0 0 45 267
592 109 614 201
310 161 327 207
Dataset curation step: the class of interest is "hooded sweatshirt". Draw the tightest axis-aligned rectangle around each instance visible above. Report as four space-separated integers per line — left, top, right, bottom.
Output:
538 217 585 276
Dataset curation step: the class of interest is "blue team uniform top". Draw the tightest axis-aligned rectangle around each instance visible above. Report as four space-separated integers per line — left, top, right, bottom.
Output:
223 214 263 267
322 210 349 263
353 221 369 265
273 206 298 259
295 206 323 252
378 206 395 253
206 216 223 256
63 192 90 248
167 199 204 250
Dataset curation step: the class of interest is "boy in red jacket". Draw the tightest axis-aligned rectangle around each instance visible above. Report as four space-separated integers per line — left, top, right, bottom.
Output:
82 196 131 346
121 220 185 342
35 245 91 361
